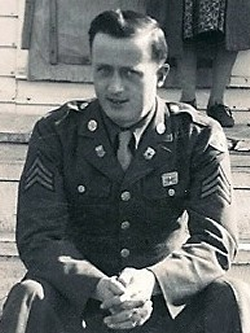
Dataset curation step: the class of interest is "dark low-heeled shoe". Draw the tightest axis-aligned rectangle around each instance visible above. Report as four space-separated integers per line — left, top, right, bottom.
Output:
207 104 235 128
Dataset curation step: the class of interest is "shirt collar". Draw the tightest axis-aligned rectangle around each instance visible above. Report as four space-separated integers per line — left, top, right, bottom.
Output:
101 100 157 149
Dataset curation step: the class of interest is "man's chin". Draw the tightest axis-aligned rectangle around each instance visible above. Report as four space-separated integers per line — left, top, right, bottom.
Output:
109 115 136 128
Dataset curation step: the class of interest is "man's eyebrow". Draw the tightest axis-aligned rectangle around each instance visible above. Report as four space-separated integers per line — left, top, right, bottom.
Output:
122 64 141 70
95 63 139 70
95 63 111 67
124 66 144 74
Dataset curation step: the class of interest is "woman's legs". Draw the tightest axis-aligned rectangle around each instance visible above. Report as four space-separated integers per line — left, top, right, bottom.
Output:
179 42 198 107
206 44 238 127
179 41 238 127
208 45 238 108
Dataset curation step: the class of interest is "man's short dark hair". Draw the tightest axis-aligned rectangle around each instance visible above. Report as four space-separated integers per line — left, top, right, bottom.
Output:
88 9 168 64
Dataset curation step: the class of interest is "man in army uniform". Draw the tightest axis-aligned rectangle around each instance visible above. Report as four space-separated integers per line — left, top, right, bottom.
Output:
0 9 248 333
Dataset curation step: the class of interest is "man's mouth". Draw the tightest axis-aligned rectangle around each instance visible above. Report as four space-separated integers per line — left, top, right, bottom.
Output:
107 97 128 106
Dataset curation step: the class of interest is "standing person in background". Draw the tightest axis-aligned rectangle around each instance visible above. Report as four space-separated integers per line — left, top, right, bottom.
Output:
147 0 250 128
0 8 249 333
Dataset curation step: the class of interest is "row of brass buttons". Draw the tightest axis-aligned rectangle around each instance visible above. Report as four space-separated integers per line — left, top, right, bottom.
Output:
76 187 132 258
77 187 133 200
77 186 176 197
120 191 131 258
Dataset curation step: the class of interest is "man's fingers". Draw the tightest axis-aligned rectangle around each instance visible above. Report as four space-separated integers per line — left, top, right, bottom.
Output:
104 309 137 330
101 295 144 310
104 309 134 324
94 276 127 302
137 300 153 324
118 268 133 287
109 276 126 295
103 301 153 330
119 299 145 310
100 295 121 310
104 320 137 330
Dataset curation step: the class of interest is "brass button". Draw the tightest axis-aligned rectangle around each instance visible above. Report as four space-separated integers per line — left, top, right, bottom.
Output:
121 191 131 201
156 123 166 135
168 188 175 197
120 248 130 258
121 221 130 230
170 104 179 113
77 185 86 193
87 119 98 132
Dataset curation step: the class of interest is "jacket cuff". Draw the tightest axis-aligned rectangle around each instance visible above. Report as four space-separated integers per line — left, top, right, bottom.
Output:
147 266 186 319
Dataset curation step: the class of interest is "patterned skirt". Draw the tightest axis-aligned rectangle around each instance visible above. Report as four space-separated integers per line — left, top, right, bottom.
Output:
183 0 226 40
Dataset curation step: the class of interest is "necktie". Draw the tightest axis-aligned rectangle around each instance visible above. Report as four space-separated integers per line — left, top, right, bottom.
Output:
117 130 133 171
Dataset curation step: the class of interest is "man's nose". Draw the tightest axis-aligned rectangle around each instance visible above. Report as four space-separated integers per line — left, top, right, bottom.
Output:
107 72 124 93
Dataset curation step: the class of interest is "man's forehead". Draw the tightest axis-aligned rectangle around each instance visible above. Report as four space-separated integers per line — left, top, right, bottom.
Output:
91 32 152 62
92 32 151 50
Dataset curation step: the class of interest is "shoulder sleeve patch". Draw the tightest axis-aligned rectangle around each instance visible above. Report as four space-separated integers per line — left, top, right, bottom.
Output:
23 154 55 192
200 165 231 204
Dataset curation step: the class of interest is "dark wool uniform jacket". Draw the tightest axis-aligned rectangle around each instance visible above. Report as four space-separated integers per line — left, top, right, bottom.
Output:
16 97 237 315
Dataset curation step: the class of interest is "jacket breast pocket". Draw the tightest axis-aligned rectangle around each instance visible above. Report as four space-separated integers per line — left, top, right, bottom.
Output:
141 170 188 225
142 170 186 200
72 174 111 201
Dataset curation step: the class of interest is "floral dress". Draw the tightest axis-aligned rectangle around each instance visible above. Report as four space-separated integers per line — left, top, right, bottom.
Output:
183 0 226 40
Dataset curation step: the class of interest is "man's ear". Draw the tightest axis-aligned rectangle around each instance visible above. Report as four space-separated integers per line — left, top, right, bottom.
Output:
157 63 170 88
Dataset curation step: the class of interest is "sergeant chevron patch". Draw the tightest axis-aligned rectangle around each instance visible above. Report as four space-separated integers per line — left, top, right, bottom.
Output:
24 156 54 192
201 166 231 203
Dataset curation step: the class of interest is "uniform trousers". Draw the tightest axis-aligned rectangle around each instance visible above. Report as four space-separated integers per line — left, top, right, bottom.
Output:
0 278 242 333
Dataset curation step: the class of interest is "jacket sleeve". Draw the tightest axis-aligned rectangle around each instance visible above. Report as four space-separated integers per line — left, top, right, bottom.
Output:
149 120 238 315
16 115 106 309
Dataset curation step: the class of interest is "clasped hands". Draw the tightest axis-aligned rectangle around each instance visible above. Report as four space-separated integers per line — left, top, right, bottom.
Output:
94 267 156 330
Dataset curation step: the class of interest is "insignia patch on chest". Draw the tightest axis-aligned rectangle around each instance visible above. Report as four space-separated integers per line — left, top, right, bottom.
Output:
201 166 231 203
95 145 106 158
23 156 55 192
161 172 178 187
143 147 156 160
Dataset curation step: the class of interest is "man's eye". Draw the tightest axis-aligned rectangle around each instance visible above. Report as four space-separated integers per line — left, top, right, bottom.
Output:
97 67 111 75
124 69 141 79
126 69 137 77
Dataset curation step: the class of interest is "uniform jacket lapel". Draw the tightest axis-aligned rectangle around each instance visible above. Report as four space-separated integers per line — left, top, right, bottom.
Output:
77 100 124 183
